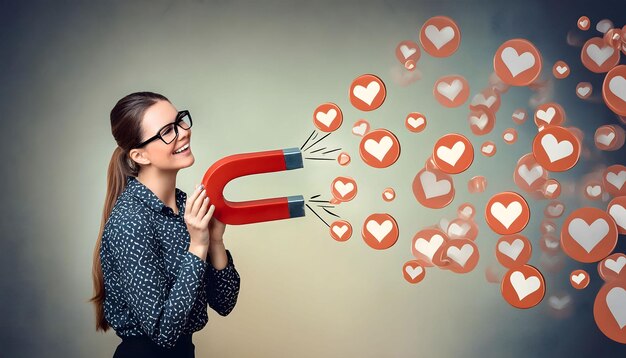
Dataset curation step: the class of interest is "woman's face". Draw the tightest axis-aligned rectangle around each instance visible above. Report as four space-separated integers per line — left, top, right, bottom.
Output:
130 100 194 171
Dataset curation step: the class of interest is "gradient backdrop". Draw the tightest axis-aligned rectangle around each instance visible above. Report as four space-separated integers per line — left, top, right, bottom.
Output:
2 0 626 357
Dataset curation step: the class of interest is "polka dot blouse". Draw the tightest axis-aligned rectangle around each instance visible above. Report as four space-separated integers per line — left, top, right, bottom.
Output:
100 175 240 348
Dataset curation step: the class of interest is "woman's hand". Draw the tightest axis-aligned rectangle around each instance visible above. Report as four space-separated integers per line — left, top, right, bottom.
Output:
209 217 226 243
185 184 215 248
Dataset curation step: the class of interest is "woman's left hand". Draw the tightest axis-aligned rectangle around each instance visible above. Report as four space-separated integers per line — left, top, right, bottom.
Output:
209 217 226 244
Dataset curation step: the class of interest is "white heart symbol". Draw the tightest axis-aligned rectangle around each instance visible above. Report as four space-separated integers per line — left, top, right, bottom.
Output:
549 295 571 310
315 109 337 127
414 234 444 260
545 238 559 249
586 185 601 197
352 123 367 136
596 19 613 33
501 47 535 77
353 81 381 106
482 144 494 154
436 141 465 166
338 154 349 165
384 191 394 199
504 133 514 141
419 171 451 199
545 183 558 194
607 171 626 190
579 19 589 27
364 136 392 162
405 265 423 279
448 222 470 237
577 86 591 96
597 132 616 146
400 44 417 59
436 79 463 101
510 271 540 301
556 65 568 74
366 219 392 242
513 111 526 120
606 287 626 329
470 114 488 130
572 273 586 285
446 244 473 267
407 116 424 128
568 218 609 253
586 44 614 66
471 93 497 108
490 201 522 229
609 205 626 231
424 25 454 50
609 76 626 103
518 164 543 186
605 256 626 274
541 134 574 163
547 204 564 217
332 224 348 238
333 181 354 197
461 206 473 217
498 239 524 260
536 107 556 123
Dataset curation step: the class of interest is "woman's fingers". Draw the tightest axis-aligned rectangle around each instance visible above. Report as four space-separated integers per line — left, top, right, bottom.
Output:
190 189 207 217
186 184 204 215
201 204 215 226
197 195 210 220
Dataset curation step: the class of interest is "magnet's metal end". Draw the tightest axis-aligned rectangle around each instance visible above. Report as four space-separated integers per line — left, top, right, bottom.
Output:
283 147 304 170
287 195 305 218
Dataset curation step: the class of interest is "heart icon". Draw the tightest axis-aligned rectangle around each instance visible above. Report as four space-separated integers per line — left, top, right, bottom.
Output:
482 144 494 154
334 181 355 197
424 25 454 50
405 265 423 279
498 239 524 260
352 122 368 136
609 76 626 103
518 164 543 185
436 141 465 166
577 86 591 97
414 234 445 260
605 256 626 274
407 116 424 128
541 134 574 163
436 79 463 101
572 273 586 285
353 81 381 106
448 222 470 237
568 218 609 253
510 271 540 301
556 65 568 74
383 191 394 200
471 93 497 108
606 287 626 329
587 44 615 66
332 224 348 238
338 153 350 165
609 205 626 230
315 109 337 127
399 44 417 59
490 201 523 229
501 47 535 77
536 107 556 123
545 183 558 194
419 171 451 199
607 171 626 190
470 114 488 130
579 19 589 28
549 295 571 310
504 133 514 142
512 111 526 120
366 219 392 242
587 185 602 197
447 244 473 267
598 132 616 146
364 136 393 162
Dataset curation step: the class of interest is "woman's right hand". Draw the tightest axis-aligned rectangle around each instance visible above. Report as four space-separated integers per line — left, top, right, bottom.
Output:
185 184 215 248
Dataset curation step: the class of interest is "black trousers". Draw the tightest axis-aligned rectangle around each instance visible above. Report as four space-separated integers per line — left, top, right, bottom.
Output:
113 334 195 358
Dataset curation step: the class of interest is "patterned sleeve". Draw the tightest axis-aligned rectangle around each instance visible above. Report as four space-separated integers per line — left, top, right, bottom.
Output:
107 212 208 348
205 249 241 316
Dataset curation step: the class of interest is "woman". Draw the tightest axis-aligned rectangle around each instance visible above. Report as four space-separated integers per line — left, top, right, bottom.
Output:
90 91 241 357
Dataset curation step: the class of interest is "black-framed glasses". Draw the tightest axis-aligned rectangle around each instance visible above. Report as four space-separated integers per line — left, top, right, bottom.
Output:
132 110 193 149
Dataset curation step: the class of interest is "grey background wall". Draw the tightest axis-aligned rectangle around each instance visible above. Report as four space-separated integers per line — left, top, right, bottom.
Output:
1 0 626 357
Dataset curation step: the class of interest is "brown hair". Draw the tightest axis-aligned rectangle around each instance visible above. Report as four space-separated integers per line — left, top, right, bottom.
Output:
91 91 169 331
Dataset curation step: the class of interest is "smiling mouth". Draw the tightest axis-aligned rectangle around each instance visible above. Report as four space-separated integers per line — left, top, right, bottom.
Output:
173 143 190 154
